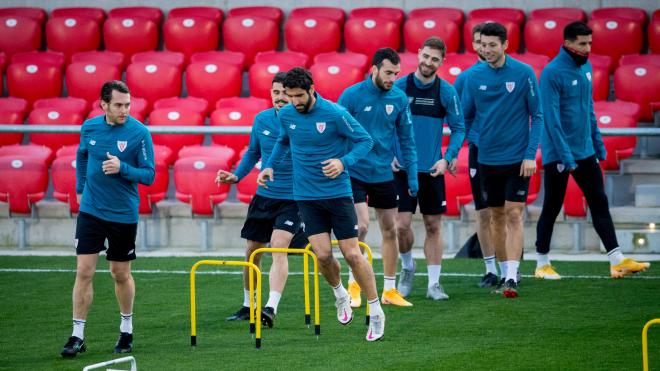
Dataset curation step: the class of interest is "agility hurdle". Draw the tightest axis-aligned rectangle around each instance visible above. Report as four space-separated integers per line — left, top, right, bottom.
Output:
248 247 321 336
190 260 262 348
643 318 660 371
82 356 136 371
304 240 374 325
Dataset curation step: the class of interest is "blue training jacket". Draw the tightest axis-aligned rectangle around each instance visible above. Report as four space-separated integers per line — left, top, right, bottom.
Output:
76 115 155 223
266 93 374 201
393 73 465 172
233 107 294 200
454 61 482 145
338 78 418 190
461 55 543 165
540 47 607 168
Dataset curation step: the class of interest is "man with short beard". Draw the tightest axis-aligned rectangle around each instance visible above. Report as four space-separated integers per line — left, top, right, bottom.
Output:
393 37 465 301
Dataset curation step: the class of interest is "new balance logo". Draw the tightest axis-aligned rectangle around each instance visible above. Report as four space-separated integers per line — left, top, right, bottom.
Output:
354 225 359 230
284 220 294 226
571 80 578 86
479 85 487 91
517 190 526 196
128 249 135 255
289 124 296 129
263 130 270 136
364 106 372 112
89 139 96 145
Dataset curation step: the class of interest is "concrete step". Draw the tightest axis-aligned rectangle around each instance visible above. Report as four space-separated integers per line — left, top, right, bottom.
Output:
635 184 660 207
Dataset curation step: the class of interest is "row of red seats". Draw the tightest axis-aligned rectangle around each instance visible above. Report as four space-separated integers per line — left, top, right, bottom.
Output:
0 6 658 68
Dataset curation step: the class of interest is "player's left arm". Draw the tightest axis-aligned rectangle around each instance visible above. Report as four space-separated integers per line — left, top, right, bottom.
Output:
117 131 156 186
523 68 544 176
395 102 418 193
588 84 607 161
442 84 466 167
336 109 373 170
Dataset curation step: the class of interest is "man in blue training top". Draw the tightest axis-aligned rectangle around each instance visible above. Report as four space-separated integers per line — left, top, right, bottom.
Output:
258 68 386 342
455 23 501 288
393 37 465 301
216 72 306 327
338 48 418 308
461 22 543 298
535 21 650 280
61 80 155 358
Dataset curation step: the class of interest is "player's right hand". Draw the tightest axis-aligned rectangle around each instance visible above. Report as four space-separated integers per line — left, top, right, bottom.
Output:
391 157 401 172
430 159 448 177
215 169 238 185
257 168 274 188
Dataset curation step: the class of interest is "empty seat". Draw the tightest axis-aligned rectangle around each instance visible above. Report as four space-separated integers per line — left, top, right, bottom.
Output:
210 97 270 159
529 8 586 22
0 96 28 114
51 7 106 25
249 59 304 99
130 51 185 70
148 108 205 156
0 16 42 58
66 62 121 106
397 52 419 76
51 155 80 213
595 111 637 170
313 51 369 73
310 62 364 102
614 64 660 121
593 100 641 121
153 144 175 166
524 17 576 58
174 156 231 215
403 16 460 53
186 62 242 108
168 6 223 23
464 19 520 53
0 143 53 165
11 51 66 71
178 145 236 169
443 147 472 216
227 6 283 24
153 97 209 116
589 18 643 63
408 8 465 25
590 53 615 73
510 53 550 80
438 53 479 84
651 10 660 54
591 64 610 101
0 51 6 73
126 61 182 112
0 155 49 214
71 50 125 70
619 54 660 67
190 50 246 71
46 16 101 62
108 6 163 25
164 16 220 63
527 150 543 205
104 17 159 61
289 7 345 24
344 17 400 57
284 17 341 58
55 144 78 158
33 97 88 115
0 7 47 25
0 101 26 146
590 7 647 27
27 107 85 152
138 161 169 214
349 7 405 26
7 62 63 108
255 51 310 67
468 8 525 26
223 16 279 65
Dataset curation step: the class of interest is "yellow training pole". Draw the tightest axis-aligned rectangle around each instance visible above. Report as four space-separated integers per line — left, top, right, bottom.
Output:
642 318 660 371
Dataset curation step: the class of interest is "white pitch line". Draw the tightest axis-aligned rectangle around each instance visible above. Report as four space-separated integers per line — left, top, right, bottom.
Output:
0 268 657 280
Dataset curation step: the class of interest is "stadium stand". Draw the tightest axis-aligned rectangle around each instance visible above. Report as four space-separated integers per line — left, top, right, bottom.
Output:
222 15 279 65
0 15 41 58
66 61 122 105
163 15 219 64
50 7 106 25
310 62 364 102
45 16 101 62
103 16 159 61
284 16 342 58
148 108 205 156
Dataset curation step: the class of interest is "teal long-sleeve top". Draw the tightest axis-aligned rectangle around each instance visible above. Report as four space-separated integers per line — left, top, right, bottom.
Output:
454 61 482 145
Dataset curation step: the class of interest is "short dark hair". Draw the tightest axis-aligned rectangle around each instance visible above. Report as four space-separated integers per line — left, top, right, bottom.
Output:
480 22 508 44
471 23 485 38
100 80 130 103
372 48 400 68
564 21 593 41
272 71 287 85
283 67 314 91
422 37 447 58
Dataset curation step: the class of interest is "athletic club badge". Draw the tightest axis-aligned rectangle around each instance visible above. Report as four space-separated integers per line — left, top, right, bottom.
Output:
316 122 326 133
585 72 592 81
505 82 515 93
469 168 477 178
117 141 127 152
385 104 394 115
557 164 565 173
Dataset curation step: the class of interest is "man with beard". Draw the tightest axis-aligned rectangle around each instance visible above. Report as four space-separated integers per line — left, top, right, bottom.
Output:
258 68 386 342
461 22 543 298
535 21 650 279
337 48 418 308
393 37 465 301
217 72 306 327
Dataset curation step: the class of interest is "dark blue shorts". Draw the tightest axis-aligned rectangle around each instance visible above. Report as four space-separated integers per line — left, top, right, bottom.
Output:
350 177 398 209
241 195 304 244
75 211 137 262
296 197 358 240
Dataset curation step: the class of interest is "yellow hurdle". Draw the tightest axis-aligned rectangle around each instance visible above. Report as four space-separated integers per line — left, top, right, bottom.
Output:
248 247 321 336
643 318 660 371
303 240 374 325
190 260 262 349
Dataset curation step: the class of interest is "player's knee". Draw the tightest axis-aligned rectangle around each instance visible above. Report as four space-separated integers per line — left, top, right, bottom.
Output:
357 222 369 239
76 267 95 282
478 209 491 226
343 250 364 267
380 223 397 241
110 267 132 283
505 207 524 226
316 251 334 266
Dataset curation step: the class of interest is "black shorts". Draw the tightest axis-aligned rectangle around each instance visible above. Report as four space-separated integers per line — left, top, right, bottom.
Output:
241 195 303 244
75 211 137 262
479 162 531 207
394 170 447 215
297 197 358 240
468 144 488 211
350 177 398 209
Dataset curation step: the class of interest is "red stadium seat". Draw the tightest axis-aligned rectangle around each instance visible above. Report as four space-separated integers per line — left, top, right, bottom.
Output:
408 8 464 25
438 53 479 84
464 19 520 53
126 61 182 112
210 97 270 159
223 16 279 65
108 7 163 25
103 17 159 61
186 62 242 108
7 62 63 108
0 16 41 58
27 107 85 152
66 62 122 106
398 52 419 77
614 64 660 121
164 16 220 63
468 8 525 26
527 150 543 205
0 143 53 165
89 97 148 122
255 51 310 67
148 108 205 156
71 50 125 70
443 147 472 216
51 7 106 25
0 7 46 25
138 161 169 214
510 53 550 80
130 51 185 71
619 54 660 67
590 7 647 27
0 106 25 146
154 97 209 116
284 17 341 58
651 10 660 54
310 62 364 102
237 168 260 204
590 53 614 73
190 51 245 71
45 16 101 62
403 16 461 53
0 155 49 214
228 6 283 24
11 51 66 71
289 7 345 25
349 7 405 26
595 111 637 170
249 59 304 99
591 65 610 101
344 17 400 57
0 52 6 73
168 7 223 23
214 96 270 111
152 144 174 166
589 18 643 63
33 97 88 116
313 52 369 74
55 144 78 158
174 156 231 215
51 155 80 213
178 145 236 169
524 17 576 58
529 8 586 22
0 96 28 114
593 100 641 121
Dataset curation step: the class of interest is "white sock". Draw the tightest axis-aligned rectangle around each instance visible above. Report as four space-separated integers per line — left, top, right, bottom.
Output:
332 282 348 299
242 289 251 307
484 255 497 275
383 276 396 291
120 313 133 334
505 260 520 282
536 253 550 268
498 261 508 277
608 248 624 266
400 251 414 271
72 318 85 339
348 268 356 284
265 291 282 313
367 298 383 316
427 265 441 288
